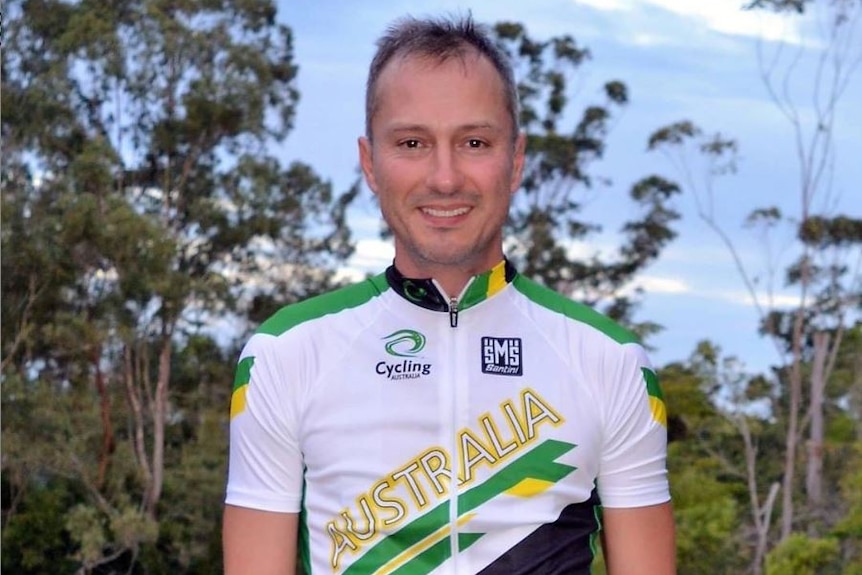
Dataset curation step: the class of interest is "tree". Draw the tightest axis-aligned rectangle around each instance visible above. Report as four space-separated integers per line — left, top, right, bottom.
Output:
488 22 681 335
659 350 752 574
646 0 862 568
2 0 356 570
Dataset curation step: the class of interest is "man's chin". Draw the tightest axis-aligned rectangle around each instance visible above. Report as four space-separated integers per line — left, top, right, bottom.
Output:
415 246 485 269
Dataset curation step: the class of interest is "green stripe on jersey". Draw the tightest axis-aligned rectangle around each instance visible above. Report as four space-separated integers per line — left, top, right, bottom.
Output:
641 367 664 400
511 275 639 345
257 273 389 337
232 356 254 393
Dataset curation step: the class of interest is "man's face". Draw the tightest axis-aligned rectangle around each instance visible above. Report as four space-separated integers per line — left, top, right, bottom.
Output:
359 52 525 282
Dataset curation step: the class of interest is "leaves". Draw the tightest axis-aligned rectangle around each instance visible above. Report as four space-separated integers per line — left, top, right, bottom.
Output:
798 216 862 248
2 0 356 571
493 22 679 327
647 120 702 150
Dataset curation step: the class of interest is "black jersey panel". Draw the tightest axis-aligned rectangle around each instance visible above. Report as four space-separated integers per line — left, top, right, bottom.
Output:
476 488 601 575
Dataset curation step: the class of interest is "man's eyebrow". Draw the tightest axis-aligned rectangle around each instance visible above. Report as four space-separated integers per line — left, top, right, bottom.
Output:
458 123 500 132
385 123 431 134
384 122 503 134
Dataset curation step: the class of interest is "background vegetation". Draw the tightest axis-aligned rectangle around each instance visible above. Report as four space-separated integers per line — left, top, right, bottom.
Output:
2 0 860 573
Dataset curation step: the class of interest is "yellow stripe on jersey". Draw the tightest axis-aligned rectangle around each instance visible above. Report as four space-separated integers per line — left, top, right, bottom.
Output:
506 477 555 498
650 396 667 427
641 367 667 427
486 260 508 298
230 385 248 420
230 356 255 420
376 512 477 575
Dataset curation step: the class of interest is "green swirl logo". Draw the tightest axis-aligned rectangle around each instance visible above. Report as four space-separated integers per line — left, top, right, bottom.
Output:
402 280 427 302
383 329 426 357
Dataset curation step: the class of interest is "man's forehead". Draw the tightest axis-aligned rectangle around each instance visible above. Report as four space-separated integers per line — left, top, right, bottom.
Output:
379 49 492 83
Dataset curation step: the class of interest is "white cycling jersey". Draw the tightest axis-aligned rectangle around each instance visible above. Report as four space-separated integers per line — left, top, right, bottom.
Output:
226 260 669 575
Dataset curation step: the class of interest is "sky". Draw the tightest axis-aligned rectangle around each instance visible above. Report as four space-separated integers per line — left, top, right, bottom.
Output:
273 0 862 374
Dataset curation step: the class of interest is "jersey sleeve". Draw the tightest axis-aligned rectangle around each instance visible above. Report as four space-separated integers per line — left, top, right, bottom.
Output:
225 332 305 513
596 342 670 508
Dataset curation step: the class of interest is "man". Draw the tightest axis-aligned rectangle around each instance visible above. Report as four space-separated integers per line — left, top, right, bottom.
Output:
224 15 675 575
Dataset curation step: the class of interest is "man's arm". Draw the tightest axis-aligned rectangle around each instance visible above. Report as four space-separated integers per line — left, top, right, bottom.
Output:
223 505 299 575
602 502 676 575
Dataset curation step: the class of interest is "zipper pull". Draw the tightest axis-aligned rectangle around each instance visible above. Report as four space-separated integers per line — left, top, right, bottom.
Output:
449 298 459 328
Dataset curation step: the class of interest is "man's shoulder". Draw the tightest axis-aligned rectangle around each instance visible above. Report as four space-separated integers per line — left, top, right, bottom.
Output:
511 275 639 346
256 273 389 337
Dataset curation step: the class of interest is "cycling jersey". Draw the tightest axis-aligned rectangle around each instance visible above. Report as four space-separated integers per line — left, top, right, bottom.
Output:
226 259 669 575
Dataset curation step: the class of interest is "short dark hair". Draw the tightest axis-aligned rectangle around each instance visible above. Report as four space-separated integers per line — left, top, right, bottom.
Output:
365 15 519 141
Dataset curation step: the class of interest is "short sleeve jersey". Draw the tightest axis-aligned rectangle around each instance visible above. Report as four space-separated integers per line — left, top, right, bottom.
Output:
226 260 669 575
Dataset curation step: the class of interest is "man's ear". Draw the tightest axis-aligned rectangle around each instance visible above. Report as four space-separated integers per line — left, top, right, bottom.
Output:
358 136 378 195
510 132 526 195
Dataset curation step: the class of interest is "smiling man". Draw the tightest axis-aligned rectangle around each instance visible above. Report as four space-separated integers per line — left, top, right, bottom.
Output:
223 15 675 575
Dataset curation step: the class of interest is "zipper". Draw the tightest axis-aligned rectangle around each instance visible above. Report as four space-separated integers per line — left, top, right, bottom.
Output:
437 284 461 571
432 278 474 573
449 298 459 328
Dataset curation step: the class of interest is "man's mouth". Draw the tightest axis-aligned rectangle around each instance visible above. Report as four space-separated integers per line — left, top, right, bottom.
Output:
421 206 471 217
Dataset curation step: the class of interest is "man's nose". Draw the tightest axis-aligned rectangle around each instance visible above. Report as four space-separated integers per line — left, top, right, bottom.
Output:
426 146 464 194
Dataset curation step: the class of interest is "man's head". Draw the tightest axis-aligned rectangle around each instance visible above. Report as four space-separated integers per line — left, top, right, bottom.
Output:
365 15 519 142
358 15 525 292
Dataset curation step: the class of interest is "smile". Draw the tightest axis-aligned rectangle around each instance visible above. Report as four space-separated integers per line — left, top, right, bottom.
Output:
421 206 471 218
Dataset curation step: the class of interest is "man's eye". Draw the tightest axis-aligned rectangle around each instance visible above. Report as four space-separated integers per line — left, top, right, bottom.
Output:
400 139 421 149
467 139 486 148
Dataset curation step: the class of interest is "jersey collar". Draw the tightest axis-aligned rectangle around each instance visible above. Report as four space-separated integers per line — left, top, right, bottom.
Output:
385 259 518 312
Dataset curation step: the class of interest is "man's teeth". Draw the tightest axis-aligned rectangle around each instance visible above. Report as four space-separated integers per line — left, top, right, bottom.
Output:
422 207 470 217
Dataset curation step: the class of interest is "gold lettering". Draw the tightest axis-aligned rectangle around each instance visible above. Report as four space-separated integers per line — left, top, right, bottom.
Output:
372 480 407 526
502 400 528 444
340 495 376 541
522 389 563 439
419 448 451 496
327 521 357 570
391 461 428 508
480 413 519 458
458 428 497 483
325 387 565 569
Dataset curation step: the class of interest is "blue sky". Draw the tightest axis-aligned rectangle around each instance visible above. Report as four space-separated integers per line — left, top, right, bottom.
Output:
274 0 861 374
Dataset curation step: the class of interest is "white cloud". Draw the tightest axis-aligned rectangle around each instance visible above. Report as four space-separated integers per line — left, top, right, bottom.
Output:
630 32 671 47
631 275 691 294
336 238 394 281
719 289 805 309
576 0 631 12
643 0 802 43
574 0 804 44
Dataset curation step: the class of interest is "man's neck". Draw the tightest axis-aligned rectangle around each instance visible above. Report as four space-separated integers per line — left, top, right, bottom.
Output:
392 249 506 299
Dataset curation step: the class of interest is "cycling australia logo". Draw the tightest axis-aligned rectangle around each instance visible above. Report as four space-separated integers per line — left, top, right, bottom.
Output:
377 329 432 381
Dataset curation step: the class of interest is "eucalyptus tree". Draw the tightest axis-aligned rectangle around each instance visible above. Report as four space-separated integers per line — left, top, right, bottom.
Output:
645 0 861 570
2 0 355 570
491 22 681 335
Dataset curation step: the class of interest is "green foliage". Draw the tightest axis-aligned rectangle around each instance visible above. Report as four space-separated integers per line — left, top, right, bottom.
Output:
798 216 862 248
2 0 356 571
1 479 79 574
492 22 681 329
672 466 744 574
65 504 110 567
765 533 840 575
834 444 862 571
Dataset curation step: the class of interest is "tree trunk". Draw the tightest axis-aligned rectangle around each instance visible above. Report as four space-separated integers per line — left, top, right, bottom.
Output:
781 256 811 540
146 335 172 519
781 347 803 539
806 331 829 530
92 346 115 490
739 414 779 575
124 345 153 497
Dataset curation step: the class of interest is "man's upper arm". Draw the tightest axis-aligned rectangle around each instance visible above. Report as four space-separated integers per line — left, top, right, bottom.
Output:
602 502 676 575
223 505 299 575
